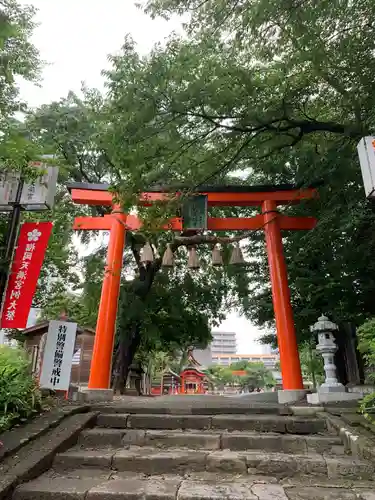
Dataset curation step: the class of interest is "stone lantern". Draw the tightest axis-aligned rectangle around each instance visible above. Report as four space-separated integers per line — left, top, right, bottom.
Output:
310 315 343 393
307 315 361 404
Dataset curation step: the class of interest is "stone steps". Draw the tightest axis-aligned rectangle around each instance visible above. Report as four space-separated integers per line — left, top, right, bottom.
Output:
52 445 375 479
11 402 375 500
96 413 328 434
91 402 291 415
13 469 375 500
79 428 344 454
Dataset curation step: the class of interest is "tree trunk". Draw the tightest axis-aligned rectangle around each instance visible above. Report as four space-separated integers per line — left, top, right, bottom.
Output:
113 259 162 392
113 322 142 394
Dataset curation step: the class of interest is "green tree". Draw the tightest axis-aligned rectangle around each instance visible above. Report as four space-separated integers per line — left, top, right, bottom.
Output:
298 342 324 389
231 362 276 391
27 89 254 391
0 1 42 177
0 1 43 298
357 318 375 384
206 365 235 389
118 0 375 345
0 345 42 431
112 254 227 392
0 0 40 123
24 90 116 320
30 0 375 384
230 360 253 371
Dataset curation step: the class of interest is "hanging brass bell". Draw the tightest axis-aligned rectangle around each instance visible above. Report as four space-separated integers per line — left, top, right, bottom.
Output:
229 243 245 265
162 244 174 268
187 246 200 269
140 242 154 264
211 244 223 266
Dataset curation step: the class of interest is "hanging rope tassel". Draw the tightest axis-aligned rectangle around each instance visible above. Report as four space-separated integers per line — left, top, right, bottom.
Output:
140 242 154 264
188 246 200 269
211 244 223 266
162 244 174 268
229 243 245 265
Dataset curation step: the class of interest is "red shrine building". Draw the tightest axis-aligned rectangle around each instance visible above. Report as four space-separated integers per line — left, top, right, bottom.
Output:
180 351 208 394
152 351 210 395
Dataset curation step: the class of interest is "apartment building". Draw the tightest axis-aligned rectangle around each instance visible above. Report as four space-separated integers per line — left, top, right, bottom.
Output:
211 331 237 355
211 353 279 370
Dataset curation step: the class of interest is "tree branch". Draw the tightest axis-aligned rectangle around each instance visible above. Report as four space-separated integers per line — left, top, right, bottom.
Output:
169 107 362 138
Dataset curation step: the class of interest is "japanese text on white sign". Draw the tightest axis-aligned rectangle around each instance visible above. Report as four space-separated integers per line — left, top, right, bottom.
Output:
39 321 77 391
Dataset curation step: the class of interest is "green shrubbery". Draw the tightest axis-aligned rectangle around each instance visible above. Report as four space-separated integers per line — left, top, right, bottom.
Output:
357 319 375 423
0 346 42 432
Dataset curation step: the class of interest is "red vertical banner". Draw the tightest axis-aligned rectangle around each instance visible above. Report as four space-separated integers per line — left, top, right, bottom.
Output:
0 222 53 329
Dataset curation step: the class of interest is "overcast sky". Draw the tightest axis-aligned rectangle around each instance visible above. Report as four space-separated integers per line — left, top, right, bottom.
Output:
17 0 268 354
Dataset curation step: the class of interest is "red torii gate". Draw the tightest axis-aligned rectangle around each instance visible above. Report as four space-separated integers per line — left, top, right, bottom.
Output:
67 183 317 394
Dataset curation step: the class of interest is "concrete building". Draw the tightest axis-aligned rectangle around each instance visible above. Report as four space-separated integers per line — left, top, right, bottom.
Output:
211 331 237 355
212 353 281 384
211 353 279 370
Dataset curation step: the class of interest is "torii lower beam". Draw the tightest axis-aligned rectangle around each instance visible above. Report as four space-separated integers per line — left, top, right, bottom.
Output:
68 183 317 395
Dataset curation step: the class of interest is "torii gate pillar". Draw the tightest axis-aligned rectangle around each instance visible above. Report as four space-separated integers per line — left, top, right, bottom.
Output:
263 200 304 393
88 206 127 389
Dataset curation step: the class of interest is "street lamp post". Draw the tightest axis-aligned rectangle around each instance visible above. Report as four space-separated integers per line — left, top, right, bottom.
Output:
0 178 24 306
0 159 58 314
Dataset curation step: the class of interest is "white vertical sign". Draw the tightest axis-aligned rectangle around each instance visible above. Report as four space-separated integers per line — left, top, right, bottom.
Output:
39 321 77 391
357 137 375 198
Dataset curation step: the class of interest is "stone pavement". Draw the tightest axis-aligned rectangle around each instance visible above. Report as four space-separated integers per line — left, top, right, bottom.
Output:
12 395 375 500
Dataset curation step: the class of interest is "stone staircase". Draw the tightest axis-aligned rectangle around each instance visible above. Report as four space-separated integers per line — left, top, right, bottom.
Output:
12 401 375 500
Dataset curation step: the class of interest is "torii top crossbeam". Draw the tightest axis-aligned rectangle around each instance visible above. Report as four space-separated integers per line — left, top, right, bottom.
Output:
68 182 317 207
67 182 318 398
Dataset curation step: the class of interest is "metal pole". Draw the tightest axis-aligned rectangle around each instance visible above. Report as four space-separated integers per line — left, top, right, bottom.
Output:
0 179 24 309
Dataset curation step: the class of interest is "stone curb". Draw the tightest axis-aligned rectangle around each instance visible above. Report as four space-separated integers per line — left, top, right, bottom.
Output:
0 410 98 500
0 405 90 462
321 411 375 463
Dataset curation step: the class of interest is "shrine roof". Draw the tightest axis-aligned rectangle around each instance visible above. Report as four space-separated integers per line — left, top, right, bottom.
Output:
21 319 95 336
180 363 206 376
66 181 322 194
162 367 181 379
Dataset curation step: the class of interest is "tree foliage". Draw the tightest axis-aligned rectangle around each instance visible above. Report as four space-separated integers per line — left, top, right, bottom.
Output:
357 318 375 422
26 90 242 392
0 0 40 123
17 0 375 389
357 318 375 384
113 0 375 345
207 361 275 391
298 342 324 389
0 345 42 431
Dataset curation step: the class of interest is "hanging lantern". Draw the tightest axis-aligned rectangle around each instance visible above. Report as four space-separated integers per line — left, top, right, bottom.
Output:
229 243 245 265
162 244 174 268
188 246 200 269
140 242 154 264
211 245 223 266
